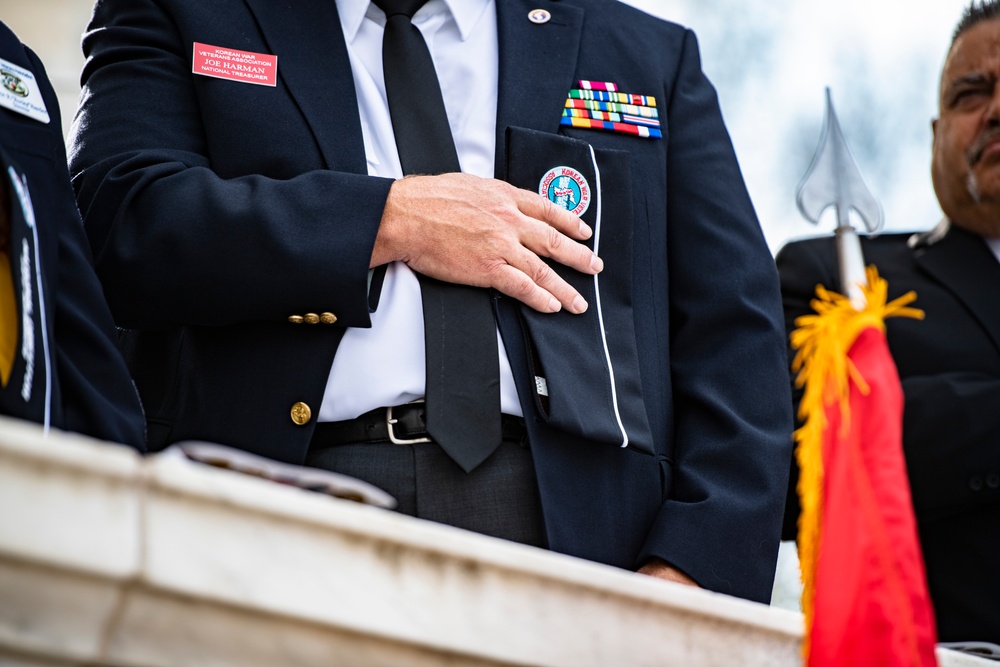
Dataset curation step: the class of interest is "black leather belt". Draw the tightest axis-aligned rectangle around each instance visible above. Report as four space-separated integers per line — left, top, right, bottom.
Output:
310 402 527 449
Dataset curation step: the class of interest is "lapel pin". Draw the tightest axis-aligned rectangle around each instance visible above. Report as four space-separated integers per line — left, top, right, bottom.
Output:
528 9 551 24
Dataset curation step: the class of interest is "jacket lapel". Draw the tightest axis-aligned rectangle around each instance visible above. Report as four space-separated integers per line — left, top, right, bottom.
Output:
493 0 583 178
492 0 583 417
915 226 1000 355
244 0 366 174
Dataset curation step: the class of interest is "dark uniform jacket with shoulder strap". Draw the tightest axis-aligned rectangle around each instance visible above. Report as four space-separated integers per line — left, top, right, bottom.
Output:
69 0 792 602
778 225 1000 642
0 21 144 450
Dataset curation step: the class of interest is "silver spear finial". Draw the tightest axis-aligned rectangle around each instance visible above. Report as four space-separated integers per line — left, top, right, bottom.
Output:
796 88 883 310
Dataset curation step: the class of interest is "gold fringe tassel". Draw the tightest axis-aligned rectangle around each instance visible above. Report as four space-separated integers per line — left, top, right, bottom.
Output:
790 266 923 655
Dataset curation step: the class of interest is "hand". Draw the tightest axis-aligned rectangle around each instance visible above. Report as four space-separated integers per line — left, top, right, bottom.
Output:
371 173 603 314
637 558 700 588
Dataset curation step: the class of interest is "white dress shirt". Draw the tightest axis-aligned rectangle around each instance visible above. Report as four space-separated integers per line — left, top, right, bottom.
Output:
986 236 1000 264
320 0 522 421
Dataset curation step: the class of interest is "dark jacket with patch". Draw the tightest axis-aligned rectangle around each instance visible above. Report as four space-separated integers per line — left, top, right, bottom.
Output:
0 21 144 449
69 0 791 602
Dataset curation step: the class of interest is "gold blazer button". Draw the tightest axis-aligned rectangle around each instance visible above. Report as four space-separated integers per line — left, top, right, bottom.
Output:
304 313 320 324
290 402 312 426
320 312 337 324
288 315 304 324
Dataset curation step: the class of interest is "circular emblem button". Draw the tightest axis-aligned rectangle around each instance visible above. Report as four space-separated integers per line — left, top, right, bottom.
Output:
528 9 551 24
538 166 591 217
290 402 312 426
1 70 29 97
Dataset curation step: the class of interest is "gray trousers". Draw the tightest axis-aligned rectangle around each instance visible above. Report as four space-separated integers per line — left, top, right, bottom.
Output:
305 437 547 548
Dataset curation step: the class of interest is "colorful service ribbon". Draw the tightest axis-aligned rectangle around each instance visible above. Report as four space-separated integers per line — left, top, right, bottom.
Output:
562 81 660 139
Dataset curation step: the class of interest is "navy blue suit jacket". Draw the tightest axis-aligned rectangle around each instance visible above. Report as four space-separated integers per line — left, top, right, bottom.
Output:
778 227 1000 641
0 22 144 449
70 0 792 602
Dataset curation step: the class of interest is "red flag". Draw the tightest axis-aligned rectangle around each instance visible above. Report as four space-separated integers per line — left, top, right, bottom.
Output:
791 267 937 666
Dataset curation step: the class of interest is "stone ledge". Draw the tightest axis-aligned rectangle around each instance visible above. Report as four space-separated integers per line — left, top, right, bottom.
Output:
0 416 987 666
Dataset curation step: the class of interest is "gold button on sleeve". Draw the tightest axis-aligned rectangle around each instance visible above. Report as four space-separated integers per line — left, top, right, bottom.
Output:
304 313 320 324
320 312 337 325
290 402 312 426
288 315 304 324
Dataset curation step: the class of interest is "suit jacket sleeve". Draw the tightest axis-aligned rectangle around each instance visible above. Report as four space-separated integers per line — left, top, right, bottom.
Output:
0 36 145 450
637 30 794 600
69 0 392 330
51 159 148 450
775 238 828 540
41 43 146 450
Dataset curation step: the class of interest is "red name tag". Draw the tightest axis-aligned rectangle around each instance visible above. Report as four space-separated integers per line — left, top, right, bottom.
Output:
192 42 277 87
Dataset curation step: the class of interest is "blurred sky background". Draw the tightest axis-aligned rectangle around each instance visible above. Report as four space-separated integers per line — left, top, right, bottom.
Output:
625 0 972 252
2 0 977 253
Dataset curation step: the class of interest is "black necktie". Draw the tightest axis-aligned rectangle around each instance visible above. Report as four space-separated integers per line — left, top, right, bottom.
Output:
374 0 502 473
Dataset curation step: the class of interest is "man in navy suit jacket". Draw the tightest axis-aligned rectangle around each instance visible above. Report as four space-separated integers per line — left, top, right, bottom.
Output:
70 0 791 602
779 2 1000 640
0 21 144 450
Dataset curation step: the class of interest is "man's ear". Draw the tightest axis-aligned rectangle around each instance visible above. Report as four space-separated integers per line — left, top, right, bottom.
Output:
931 117 939 142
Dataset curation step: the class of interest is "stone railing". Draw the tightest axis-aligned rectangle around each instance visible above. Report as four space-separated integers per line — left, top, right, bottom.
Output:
0 417 988 667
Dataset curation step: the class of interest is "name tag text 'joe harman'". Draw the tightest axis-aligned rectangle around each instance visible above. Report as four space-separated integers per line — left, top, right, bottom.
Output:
192 42 277 87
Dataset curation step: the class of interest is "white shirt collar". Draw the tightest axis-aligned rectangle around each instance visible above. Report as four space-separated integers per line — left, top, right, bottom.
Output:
336 0 491 43
985 236 1000 265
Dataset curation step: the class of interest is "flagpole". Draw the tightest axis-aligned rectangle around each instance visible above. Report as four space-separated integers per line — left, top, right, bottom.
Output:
791 88 937 667
796 87 883 311
835 222 867 310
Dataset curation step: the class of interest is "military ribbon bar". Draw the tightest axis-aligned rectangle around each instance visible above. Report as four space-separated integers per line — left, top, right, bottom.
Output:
621 113 660 128
568 89 658 107
565 98 659 118
560 115 662 139
578 80 618 92
563 108 661 129
562 81 661 139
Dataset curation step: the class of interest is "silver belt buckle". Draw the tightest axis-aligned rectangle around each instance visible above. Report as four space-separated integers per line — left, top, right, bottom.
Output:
386 402 432 445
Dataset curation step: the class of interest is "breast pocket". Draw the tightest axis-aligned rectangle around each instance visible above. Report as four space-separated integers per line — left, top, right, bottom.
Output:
504 125 653 455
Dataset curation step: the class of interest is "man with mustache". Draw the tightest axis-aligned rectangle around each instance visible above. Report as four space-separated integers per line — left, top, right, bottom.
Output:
778 0 1000 643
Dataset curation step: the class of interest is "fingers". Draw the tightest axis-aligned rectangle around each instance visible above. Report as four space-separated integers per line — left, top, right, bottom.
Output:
492 248 590 314
520 216 604 277
378 174 606 314
636 560 700 588
491 264 560 313
514 187 593 241
495 187 601 313
509 186 603 277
